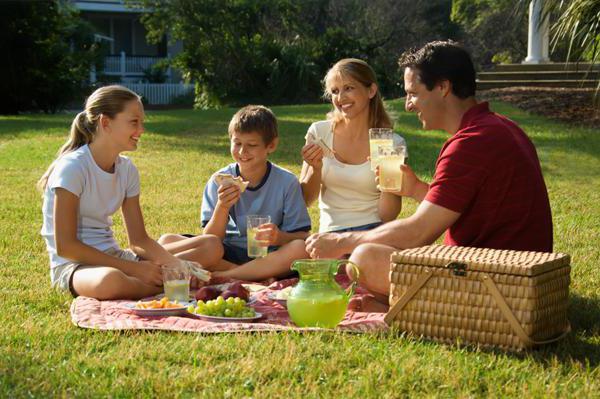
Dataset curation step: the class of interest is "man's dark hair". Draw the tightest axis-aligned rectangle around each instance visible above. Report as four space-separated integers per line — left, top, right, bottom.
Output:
398 40 476 99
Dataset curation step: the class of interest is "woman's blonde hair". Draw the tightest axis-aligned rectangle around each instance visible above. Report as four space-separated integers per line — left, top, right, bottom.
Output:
37 85 140 191
323 58 393 130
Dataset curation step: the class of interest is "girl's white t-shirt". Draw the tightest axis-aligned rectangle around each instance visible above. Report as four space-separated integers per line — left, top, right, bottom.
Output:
307 120 381 233
41 145 140 268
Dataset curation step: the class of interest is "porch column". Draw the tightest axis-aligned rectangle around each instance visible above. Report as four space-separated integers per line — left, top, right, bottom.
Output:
120 51 126 80
523 0 550 64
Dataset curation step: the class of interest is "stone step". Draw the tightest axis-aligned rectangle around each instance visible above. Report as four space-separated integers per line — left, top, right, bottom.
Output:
476 80 599 90
487 62 600 72
478 70 600 81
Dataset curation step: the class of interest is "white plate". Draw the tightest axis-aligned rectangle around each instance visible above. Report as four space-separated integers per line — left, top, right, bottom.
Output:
123 302 191 317
187 311 263 323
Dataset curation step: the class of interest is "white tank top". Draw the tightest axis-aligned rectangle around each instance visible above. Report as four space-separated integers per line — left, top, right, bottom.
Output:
307 120 381 232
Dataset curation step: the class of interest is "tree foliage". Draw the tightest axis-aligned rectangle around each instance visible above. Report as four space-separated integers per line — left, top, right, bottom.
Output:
135 0 458 107
451 0 528 67
0 1 101 114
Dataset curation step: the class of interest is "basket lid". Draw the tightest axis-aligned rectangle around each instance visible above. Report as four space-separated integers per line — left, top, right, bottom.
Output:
391 245 570 277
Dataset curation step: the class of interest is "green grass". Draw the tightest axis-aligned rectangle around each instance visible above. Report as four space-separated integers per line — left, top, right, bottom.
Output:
1 100 599 397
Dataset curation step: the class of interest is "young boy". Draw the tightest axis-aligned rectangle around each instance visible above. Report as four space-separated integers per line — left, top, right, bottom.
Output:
199 105 311 281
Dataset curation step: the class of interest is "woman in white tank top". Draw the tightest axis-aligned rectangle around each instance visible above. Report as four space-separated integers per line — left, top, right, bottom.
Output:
300 59 403 255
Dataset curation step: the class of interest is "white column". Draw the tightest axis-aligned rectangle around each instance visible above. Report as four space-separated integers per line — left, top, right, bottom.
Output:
90 65 96 84
120 51 126 80
524 0 550 64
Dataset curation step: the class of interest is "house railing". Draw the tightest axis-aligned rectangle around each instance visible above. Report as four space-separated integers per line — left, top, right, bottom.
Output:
102 52 170 77
120 83 195 105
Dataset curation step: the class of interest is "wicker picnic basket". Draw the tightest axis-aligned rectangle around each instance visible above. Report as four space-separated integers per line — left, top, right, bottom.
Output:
384 245 571 350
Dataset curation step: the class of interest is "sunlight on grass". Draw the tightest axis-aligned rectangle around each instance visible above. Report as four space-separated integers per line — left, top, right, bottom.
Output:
1 100 599 397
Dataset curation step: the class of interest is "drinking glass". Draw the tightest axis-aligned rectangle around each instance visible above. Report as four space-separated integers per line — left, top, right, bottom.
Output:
369 128 394 171
378 145 407 192
246 215 271 258
161 262 191 302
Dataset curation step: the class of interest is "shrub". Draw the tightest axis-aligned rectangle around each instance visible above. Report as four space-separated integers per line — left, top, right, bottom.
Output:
0 1 101 114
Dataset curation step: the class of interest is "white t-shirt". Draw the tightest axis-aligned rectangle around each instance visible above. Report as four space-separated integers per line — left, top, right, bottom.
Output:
307 120 382 232
41 145 140 268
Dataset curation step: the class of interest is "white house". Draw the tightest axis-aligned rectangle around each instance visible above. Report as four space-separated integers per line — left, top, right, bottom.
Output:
72 0 194 104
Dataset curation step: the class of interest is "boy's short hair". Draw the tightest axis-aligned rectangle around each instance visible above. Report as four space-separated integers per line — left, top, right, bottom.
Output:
398 40 476 99
228 105 278 144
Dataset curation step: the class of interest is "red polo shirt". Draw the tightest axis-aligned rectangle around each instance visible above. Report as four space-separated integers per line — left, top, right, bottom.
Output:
424 102 553 252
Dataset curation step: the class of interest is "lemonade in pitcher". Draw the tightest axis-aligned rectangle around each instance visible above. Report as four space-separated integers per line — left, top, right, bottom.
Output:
287 292 348 328
287 259 360 328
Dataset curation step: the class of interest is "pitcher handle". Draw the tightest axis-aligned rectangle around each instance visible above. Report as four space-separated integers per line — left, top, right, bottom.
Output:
337 260 360 300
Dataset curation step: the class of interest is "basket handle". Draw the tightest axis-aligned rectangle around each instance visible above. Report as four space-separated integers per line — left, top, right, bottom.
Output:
384 268 433 325
481 274 571 346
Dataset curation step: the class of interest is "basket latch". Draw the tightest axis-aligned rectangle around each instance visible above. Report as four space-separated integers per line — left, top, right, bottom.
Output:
446 261 467 276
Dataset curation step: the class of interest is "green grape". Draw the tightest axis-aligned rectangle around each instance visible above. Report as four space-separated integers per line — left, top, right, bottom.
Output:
226 297 235 306
224 309 233 317
187 305 195 313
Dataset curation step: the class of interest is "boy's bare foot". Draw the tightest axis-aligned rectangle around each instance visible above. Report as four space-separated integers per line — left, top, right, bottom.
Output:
347 295 389 313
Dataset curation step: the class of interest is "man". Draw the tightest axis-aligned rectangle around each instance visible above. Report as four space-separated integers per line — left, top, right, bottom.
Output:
305 40 553 308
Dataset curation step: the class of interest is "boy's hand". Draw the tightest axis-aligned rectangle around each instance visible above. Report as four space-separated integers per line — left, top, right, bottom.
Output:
302 143 324 169
216 184 241 209
254 223 282 247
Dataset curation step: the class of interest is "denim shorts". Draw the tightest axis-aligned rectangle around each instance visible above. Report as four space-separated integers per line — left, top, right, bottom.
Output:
329 221 383 233
50 247 139 297
181 234 272 265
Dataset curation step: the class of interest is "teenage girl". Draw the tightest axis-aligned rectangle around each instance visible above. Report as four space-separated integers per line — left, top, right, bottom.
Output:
300 58 403 257
39 85 223 300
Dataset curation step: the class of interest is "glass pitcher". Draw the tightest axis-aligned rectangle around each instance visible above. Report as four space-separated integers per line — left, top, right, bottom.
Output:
287 259 360 328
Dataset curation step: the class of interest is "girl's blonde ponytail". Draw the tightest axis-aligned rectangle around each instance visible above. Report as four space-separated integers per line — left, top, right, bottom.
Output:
37 85 140 192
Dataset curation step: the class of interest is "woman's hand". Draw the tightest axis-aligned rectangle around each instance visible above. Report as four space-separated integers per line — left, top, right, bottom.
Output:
302 143 324 170
254 223 282 247
216 184 241 209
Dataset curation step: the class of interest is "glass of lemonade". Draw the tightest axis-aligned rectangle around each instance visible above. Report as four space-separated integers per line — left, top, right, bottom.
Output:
246 215 271 258
369 128 394 171
379 145 407 192
162 262 191 302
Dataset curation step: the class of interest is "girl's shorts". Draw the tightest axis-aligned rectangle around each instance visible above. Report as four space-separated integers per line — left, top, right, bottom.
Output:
50 247 139 297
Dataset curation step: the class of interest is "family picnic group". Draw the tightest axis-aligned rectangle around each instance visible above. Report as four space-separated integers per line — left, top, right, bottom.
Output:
40 41 552 312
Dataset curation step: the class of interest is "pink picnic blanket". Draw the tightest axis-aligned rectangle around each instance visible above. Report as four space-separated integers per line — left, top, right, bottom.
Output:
70 278 388 334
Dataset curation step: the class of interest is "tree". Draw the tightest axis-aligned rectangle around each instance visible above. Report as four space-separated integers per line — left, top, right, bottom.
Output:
451 0 528 68
0 1 101 114
136 0 459 106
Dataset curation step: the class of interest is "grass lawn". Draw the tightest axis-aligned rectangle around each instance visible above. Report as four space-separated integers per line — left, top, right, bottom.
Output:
1 100 599 397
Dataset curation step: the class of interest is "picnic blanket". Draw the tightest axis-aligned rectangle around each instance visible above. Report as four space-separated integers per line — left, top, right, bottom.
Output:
70 277 389 334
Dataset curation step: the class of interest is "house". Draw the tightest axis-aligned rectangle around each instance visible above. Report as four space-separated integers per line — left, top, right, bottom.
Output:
71 0 194 104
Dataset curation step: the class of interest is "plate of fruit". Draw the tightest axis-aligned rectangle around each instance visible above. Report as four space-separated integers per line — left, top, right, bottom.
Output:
125 297 191 317
187 296 262 322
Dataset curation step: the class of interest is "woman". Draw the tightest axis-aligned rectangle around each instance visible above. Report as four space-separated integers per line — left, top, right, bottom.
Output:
300 58 404 257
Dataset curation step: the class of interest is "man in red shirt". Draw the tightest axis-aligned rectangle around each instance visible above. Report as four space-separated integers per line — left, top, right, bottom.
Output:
305 40 553 310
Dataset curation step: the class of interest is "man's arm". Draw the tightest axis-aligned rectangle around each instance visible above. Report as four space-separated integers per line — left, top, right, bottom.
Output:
305 200 460 258
356 200 459 249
